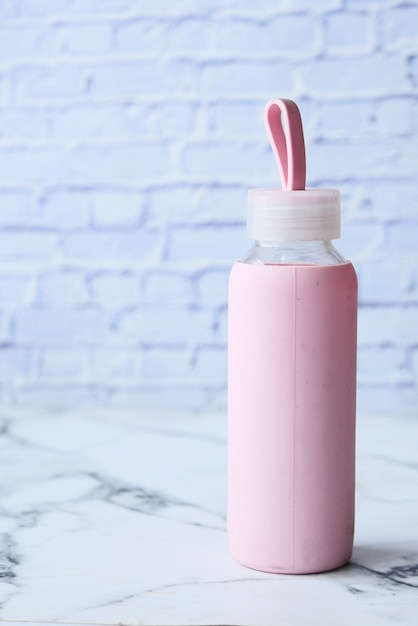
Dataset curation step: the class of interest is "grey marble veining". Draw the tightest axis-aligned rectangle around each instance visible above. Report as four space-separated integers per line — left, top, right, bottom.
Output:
0 408 417 625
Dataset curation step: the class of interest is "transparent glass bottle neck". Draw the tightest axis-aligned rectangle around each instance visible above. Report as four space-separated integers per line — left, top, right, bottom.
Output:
240 239 347 266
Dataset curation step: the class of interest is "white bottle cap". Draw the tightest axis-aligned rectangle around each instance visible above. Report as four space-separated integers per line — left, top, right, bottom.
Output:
250 99 341 242
247 188 341 241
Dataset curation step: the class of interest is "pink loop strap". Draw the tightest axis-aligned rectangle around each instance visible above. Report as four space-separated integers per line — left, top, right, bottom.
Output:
264 99 306 191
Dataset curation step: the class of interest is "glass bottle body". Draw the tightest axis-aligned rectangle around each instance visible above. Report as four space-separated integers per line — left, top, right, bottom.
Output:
240 239 346 266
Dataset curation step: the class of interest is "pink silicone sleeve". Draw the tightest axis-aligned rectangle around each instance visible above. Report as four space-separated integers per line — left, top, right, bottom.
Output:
228 261 357 574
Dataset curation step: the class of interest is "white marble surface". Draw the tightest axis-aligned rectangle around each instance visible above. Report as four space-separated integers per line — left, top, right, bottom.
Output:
0 408 417 626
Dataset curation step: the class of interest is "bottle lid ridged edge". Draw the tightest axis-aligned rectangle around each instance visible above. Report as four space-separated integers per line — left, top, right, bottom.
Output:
247 188 341 241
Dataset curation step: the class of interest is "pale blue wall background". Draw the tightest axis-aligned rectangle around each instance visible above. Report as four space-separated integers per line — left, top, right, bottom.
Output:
0 0 417 413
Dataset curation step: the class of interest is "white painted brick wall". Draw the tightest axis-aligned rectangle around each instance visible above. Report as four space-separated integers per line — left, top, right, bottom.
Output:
0 0 417 414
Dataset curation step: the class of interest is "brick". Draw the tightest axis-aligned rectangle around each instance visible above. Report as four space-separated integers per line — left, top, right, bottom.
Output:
107 386 210 410
210 388 227 410
192 346 226 383
0 107 49 141
324 12 373 54
383 7 418 52
299 55 409 96
68 143 167 181
15 307 107 345
0 190 33 227
357 384 418 417
357 346 411 385
0 0 140 21
0 0 89 19
411 348 418 381
410 266 418 301
358 305 418 346
0 23 112 60
196 185 247 223
142 347 190 378
147 185 246 225
167 18 213 54
339 219 382 262
111 0 218 16
183 141 271 180
41 23 113 56
90 60 197 98
0 26 43 61
386 222 418 255
315 100 376 138
196 269 229 307
0 146 124 186
227 0 340 9
0 312 12 344
38 189 90 229
285 0 342 7
91 190 143 226
148 185 191 227
216 14 317 59
373 98 418 135
1 381 13 404
62 228 159 261
343 0 376 5
367 181 418 220
15 385 97 409
116 19 167 54
89 348 140 380
307 137 410 181
0 75 8 104
90 272 139 307
68 0 144 16
215 306 228 344
14 65 91 102
0 231 58 260
142 271 193 305
213 19 268 57
21 146 140 186
166 225 245 264
0 348 31 379
0 147 69 185
359 261 415 305
0 275 32 304
118 307 215 345
39 349 87 378
200 61 293 96
37 270 88 304
49 103 148 140
0 3 16 19
338 184 368 220
407 56 418 88
209 100 265 137
149 101 197 137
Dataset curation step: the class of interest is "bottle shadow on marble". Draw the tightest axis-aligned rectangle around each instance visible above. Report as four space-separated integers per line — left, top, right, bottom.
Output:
347 543 418 589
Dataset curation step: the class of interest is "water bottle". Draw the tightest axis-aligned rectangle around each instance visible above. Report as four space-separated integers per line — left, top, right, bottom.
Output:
227 99 358 574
